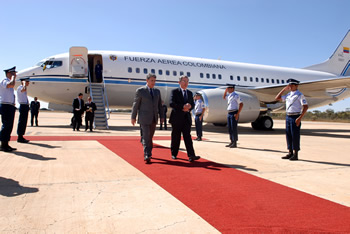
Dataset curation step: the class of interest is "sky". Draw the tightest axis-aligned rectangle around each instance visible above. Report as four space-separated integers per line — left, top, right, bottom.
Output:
1 0 350 111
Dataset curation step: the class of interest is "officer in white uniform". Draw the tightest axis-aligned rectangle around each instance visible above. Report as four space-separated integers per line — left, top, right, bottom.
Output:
275 79 308 160
16 77 30 143
0 66 17 152
223 84 243 148
194 92 205 141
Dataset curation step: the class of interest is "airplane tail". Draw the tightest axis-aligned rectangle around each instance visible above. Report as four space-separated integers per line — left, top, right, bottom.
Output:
304 30 350 76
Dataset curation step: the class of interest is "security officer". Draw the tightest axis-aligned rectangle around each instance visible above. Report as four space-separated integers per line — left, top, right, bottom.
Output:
0 66 17 152
275 79 308 161
16 77 30 143
223 84 243 148
194 92 205 141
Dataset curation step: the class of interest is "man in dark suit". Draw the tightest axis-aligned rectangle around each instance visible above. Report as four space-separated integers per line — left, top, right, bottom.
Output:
72 93 84 131
131 73 164 163
84 96 97 132
169 75 200 162
30 97 40 126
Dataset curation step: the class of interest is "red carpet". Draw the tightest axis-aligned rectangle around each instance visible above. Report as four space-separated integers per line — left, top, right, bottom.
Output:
18 136 350 233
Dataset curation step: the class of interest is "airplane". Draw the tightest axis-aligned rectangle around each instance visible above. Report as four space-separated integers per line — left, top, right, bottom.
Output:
17 31 350 130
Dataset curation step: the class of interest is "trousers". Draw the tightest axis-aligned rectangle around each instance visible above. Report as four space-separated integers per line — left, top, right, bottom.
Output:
286 115 301 151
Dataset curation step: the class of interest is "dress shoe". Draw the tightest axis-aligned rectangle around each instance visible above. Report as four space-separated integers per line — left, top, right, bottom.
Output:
230 142 237 148
1 146 13 152
144 155 151 163
289 152 298 161
225 142 233 147
8 146 17 151
189 155 200 162
17 138 30 143
172 155 177 159
196 137 202 141
282 151 293 159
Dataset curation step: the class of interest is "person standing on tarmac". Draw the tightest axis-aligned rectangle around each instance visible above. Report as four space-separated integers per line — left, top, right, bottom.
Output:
275 79 308 161
16 77 30 143
194 92 205 141
0 66 17 152
223 84 243 148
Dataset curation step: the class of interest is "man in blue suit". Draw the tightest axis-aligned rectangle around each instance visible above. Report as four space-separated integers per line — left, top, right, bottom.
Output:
131 73 164 163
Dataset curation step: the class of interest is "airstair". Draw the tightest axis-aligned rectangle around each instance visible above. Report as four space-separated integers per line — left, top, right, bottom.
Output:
88 82 110 130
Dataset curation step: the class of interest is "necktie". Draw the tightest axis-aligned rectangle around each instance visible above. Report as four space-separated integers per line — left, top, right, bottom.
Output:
150 88 154 99
183 90 188 103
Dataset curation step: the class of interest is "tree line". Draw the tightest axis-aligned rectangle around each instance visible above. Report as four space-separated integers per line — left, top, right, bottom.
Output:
270 109 350 122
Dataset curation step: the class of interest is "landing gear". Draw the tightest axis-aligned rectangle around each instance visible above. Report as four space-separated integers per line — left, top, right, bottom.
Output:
251 116 273 130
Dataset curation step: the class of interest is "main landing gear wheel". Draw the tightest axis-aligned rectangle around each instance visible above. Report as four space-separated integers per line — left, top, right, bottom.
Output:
251 116 273 130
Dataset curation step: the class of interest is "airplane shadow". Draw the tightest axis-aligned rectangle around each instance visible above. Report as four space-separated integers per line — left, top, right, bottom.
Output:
13 151 56 161
0 177 39 197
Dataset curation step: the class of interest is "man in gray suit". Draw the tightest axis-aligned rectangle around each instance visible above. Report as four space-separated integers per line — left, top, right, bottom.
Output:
131 73 164 163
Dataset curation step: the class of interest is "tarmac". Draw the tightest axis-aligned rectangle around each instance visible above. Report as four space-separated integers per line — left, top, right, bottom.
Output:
1 111 350 233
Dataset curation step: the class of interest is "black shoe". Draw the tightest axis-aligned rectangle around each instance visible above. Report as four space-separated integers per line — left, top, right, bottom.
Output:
282 151 293 159
1 146 12 152
289 152 298 161
189 156 200 162
230 142 237 148
225 142 233 147
8 146 17 151
196 137 202 141
17 138 30 143
144 155 151 163
172 155 177 159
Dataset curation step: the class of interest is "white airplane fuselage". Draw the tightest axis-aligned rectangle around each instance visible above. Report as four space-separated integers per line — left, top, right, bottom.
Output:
17 43 350 128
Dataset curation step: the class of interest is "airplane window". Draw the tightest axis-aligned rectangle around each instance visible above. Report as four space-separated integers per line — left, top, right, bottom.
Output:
250 77 253 82
180 71 184 76
244 76 247 82
166 70 170 76
276 79 280 84
261 78 264 82
200 73 204 78
230 75 234 80
158 70 163 75
144 68 148 74
212 74 216 79
151 69 155 74
173 71 177 76
128 67 132 73
237 76 241 81
271 79 275 84
218 74 222 79
281 80 285 84
266 78 270 83
255 77 259 82
206 73 210 79
42 60 63 69
136 68 140 73
187 72 191 77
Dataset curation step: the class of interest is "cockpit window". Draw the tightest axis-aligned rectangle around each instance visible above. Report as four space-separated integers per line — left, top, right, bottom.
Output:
37 60 63 69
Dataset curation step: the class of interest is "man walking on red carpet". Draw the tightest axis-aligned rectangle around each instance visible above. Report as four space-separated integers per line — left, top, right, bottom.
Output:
131 73 164 163
169 75 200 162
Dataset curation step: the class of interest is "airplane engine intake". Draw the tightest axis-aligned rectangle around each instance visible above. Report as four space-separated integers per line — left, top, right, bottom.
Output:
199 88 260 124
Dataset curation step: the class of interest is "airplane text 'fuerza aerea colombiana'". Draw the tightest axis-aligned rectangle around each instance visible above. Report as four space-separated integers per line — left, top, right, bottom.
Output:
124 56 226 69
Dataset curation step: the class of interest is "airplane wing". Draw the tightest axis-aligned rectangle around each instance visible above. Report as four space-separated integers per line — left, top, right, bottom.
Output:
242 76 350 103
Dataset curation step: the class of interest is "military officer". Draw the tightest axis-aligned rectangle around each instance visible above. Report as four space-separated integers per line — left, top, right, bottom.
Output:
0 66 17 152
16 77 30 143
223 84 243 148
275 79 308 161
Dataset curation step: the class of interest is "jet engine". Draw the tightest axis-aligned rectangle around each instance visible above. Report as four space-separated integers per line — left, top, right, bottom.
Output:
199 88 260 125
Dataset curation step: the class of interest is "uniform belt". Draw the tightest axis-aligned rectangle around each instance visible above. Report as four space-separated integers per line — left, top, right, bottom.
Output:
228 110 238 113
0 102 15 106
287 112 301 116
195 113 202 116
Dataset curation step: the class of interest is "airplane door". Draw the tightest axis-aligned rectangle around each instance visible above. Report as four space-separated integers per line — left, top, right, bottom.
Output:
69 47 88 77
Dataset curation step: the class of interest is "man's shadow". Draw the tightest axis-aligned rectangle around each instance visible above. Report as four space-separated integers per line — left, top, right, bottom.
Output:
0 177 39 197
13 151 56 161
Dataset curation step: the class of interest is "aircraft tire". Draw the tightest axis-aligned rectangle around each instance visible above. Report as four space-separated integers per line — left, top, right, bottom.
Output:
251 116 273 130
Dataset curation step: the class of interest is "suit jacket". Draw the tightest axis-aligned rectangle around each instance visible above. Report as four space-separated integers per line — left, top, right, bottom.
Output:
169 88 195 125
85 101 97 115
72 98 85 115
30 101 40 113
131 86 163 125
